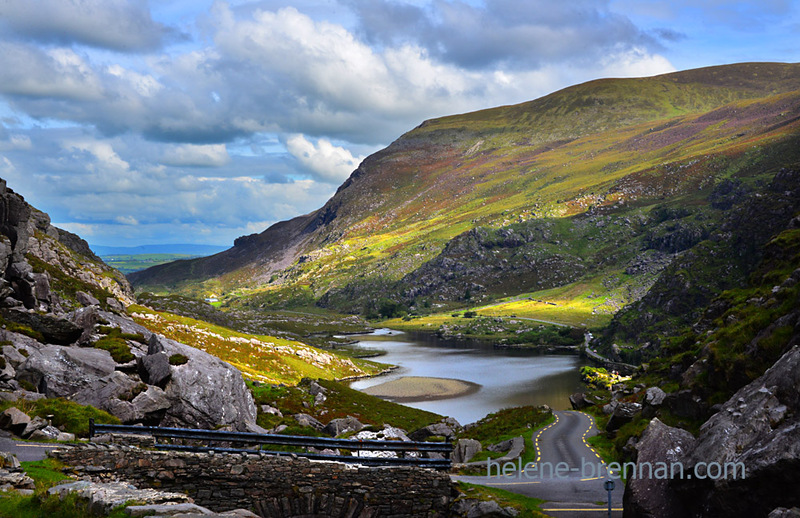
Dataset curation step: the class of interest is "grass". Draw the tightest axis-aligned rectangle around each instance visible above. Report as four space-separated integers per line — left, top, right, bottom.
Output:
455 482 549 517
249 378 442 433
0 459 133 518
458 406 554 476
0 398 120 437
128 305 385 385
131 66 800 322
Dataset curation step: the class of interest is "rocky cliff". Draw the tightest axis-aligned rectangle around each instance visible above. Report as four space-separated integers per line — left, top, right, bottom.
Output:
0 177 257 432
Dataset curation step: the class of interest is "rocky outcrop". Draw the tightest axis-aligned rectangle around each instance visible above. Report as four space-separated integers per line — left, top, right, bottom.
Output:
625 345 800 517
673 345 800 517
0 178 258 434
622 418 695 518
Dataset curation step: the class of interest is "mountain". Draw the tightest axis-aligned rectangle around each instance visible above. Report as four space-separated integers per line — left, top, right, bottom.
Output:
129 62 800 322
92 244 228 256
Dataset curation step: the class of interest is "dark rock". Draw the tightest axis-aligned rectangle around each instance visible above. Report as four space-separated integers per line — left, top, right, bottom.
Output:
569 392 592 409
622 418 694 518
293 413 324 431
487 438 515 453
105 298 124 313
769 509 800 518
1 308 82 345
409 422 457 441
76 291 100 307
137 353 172 388
606 402 641 432
323 416 364 437
0 407 31 435
20 416 48 438
453 439 482 464
674 345 800 517
665 390 707 421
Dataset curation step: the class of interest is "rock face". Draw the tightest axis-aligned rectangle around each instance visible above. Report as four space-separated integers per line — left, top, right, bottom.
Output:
0 179 258 434
673 345 800 517
625 346 800 517
622 418 695 518
452 438 482 464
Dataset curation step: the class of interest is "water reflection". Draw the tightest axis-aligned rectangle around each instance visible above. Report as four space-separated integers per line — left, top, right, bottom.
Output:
347 329 588 425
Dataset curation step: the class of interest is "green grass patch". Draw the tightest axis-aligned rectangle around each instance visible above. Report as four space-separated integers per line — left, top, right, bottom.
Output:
0 398 120 437
455 482 549 517
168 354 189 366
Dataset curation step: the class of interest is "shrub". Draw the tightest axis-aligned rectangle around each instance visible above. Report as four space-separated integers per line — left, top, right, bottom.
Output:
169 354 189 366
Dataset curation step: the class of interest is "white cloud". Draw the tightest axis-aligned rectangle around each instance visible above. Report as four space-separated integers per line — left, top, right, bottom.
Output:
286 134 363 183
162 144 230 167
0 0 174 51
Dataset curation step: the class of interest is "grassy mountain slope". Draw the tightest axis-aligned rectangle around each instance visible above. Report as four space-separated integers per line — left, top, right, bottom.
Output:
129 62 800 321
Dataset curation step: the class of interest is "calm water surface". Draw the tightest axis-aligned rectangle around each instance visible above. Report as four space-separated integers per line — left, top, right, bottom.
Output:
347 329 588 425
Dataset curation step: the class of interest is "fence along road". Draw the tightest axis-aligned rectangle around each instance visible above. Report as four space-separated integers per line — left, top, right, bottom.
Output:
89 420 452 470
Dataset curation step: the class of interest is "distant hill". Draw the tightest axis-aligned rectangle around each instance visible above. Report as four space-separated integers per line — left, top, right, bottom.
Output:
129 62 800 327
92 244 228 256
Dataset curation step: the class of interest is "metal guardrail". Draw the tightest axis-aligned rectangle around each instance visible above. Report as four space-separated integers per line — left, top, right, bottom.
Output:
89 420 452 470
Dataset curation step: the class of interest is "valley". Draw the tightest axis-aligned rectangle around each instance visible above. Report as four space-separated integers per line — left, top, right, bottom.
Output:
1 62 799 517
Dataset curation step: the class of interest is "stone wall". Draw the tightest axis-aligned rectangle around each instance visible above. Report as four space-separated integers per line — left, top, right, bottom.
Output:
52 444 454 518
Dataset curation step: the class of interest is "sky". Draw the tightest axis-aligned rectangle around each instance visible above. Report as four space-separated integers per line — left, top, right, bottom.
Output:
0 0 798 248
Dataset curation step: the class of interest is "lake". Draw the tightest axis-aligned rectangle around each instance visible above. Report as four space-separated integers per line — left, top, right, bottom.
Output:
346 329 588 425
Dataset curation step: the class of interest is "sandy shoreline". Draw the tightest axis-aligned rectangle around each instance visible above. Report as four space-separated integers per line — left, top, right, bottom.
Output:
362 376 481 402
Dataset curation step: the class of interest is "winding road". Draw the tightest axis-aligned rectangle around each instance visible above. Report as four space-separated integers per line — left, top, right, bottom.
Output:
454 410 624 517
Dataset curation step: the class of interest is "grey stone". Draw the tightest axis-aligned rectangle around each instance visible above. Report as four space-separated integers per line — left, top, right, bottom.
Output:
569 392 592 410
21 416 48 438
323 416 364 437
132 386 171 422
48 480 191 516
150 335 257 431
606 402 641 432
0 308 82 345
769 509 800 518
125 503 214 516
622 418 694 518
0 406 31 435
673 345 800 517
16 345 116 397
138 352 172 388
408 421 457 441
260 404 282 417
293 413 324 431
76 291 100 307
71 371 140 423
106 297 125 313
0 451 21 469
644 387 666 407
453 438 482 464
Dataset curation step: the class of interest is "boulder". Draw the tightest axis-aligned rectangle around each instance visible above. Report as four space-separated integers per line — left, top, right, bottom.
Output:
137 353 172 388
606 402 641 432
16 345 116 397
20 416 48 438
131 386 171 424
0 308 82 345
149 334 257 431
622 418 695 518
453 438 482 464
75 291 100 307
674 345 800 517
293 413 324 431
323 416 364 437
644 387 666 407
769 509 800 518
0 407 31 435
569 392 593 410
409 421 458 441
29 425 74 442
70 372 139 423
260 405 282 417
451 498 518 517
665 389 707 421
